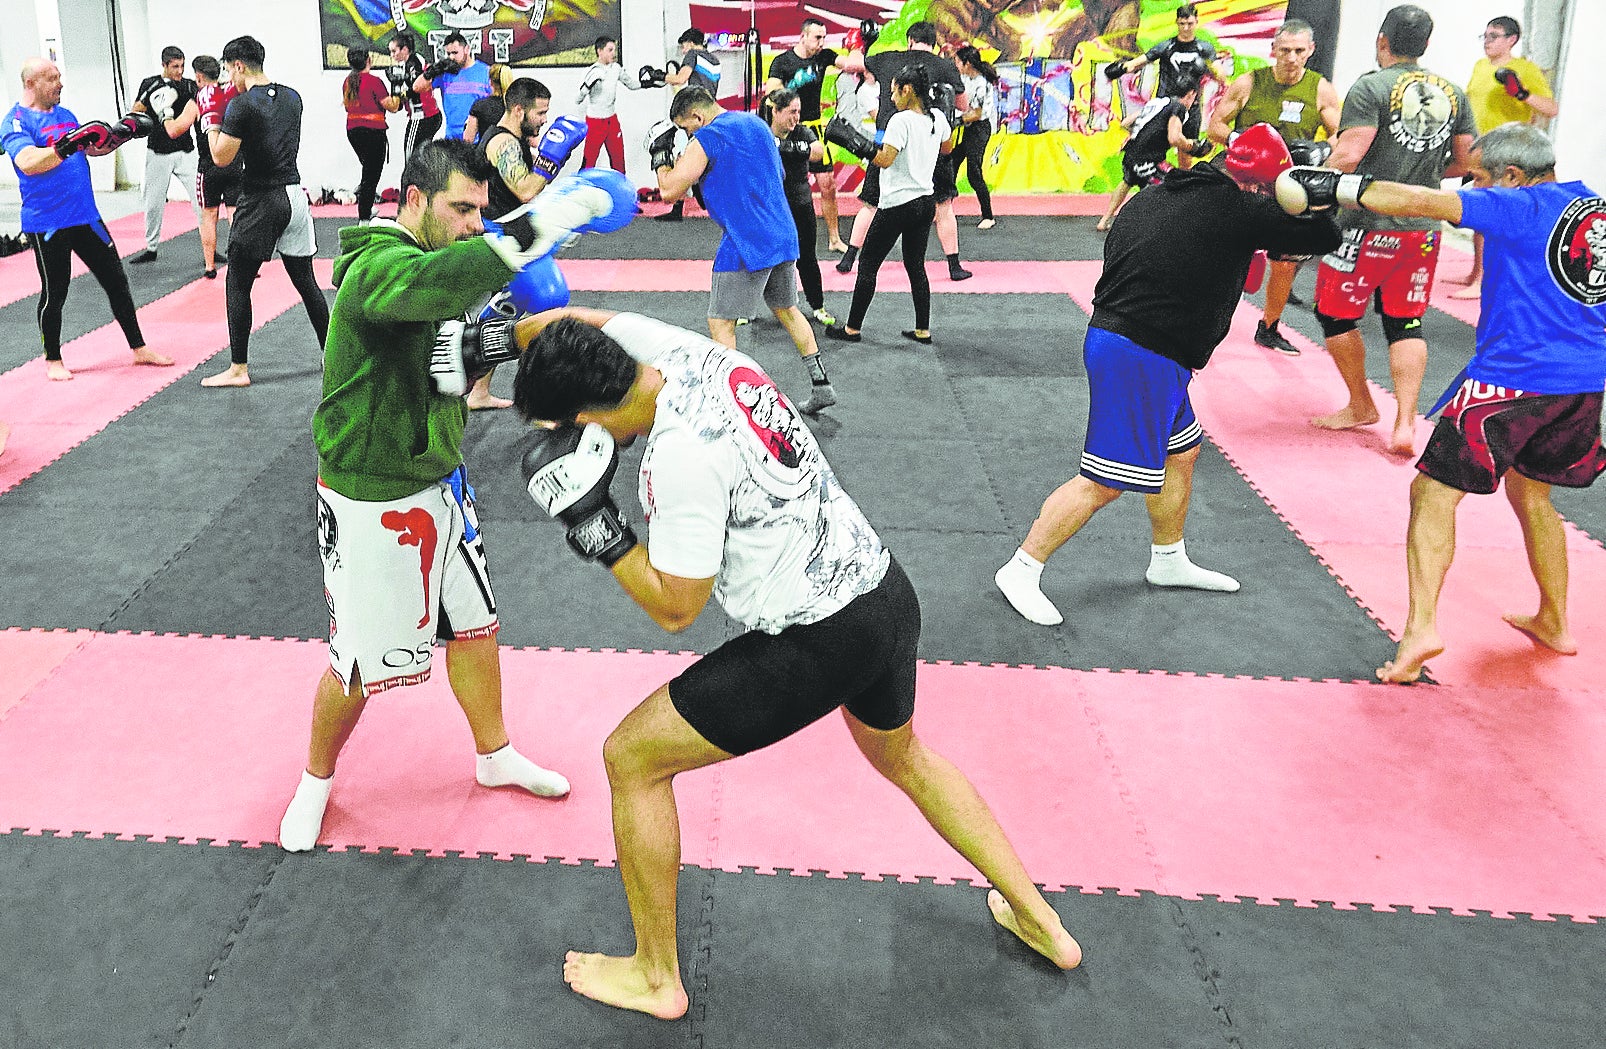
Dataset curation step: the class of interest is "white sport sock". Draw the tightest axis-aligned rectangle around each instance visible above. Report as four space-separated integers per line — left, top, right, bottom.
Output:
1145 540 1240 592
994 548 1064 626
475 744 571 798
279 770 333 853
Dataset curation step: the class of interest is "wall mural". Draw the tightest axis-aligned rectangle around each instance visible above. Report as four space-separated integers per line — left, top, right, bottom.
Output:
318 0 623 69
687 0 1292 193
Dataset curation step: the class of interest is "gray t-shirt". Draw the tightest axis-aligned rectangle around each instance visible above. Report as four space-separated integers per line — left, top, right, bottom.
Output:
1339 62 1474 232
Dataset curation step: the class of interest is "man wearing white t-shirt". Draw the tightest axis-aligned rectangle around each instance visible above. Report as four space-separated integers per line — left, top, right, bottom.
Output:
509 308 1082 1020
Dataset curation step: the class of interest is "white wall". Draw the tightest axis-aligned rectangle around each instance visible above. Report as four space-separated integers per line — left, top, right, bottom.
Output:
1330 0 1516 111
1552 0 1603 187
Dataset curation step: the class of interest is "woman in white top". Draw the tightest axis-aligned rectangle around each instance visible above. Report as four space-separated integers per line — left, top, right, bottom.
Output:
824 64 949 345
576 36 642 171
956 46 999 230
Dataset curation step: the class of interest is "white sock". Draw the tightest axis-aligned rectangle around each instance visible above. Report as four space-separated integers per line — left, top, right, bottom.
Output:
994 548 1063 626
475 744 571 798
279 770 333 853
1145 540 1240 592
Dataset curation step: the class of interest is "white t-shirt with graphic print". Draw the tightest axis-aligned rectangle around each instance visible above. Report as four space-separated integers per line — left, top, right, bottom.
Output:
601 313 889 634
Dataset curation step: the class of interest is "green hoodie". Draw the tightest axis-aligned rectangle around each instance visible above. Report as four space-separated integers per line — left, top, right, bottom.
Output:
315 220 516 501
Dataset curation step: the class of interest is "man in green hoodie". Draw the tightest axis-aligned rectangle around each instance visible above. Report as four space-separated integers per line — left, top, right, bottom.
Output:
279 138 627 852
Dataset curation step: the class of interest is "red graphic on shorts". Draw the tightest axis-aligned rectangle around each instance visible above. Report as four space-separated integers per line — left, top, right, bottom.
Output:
381 508 437 628
728 366 801 469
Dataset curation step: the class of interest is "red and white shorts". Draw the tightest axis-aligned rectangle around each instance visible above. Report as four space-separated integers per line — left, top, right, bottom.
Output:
1418 381 1606 495
1314 227 1441 320
316 478 498 697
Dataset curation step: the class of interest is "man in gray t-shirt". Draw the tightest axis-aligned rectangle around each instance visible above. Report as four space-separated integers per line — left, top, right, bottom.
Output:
1309 5 1475 458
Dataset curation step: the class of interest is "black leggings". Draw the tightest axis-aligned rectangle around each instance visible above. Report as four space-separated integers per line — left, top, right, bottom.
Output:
347 127 388 221
27 223 144 361
226 254 330 365
846 194 936 332
960 121 993 220
788 198 823 310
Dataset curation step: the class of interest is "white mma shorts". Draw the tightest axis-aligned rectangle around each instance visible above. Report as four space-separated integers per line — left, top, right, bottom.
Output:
316 477 498 697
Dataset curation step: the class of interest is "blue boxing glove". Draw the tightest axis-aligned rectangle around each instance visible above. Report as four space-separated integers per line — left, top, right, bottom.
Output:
487 170 636 268
533 115 587 179
565 168 636 233
507 251 571 315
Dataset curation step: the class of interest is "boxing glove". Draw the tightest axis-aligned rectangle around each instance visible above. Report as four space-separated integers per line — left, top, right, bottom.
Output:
1186 136 1214 158
638 65 667 89
146 82 179 123
521 423 638 566
489 169 637 267
431 317 519 397
1104 60 1128 82
1494 67 1529 101
533 115 587 179
90 111 158 156
646 120 679 170
385 65 411 98
859 18 880 48
777 136 813 157
823 116 878 162
506 252 572 315
1287 139 1332 167
53 120 115 160
422 58 460 81
1274 166 1374 214
196 83 234 135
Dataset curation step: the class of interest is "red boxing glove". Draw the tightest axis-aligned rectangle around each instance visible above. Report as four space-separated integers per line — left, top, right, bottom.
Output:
52 120 115 160
1223 122 1293 188
197 83 236 135
1493 67 1530 101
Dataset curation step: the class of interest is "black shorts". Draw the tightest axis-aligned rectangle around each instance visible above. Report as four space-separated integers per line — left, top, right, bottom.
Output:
1418 381 1606 495
669 555 920 756
1121 154 1165 188
858 163 881 207
198 166 241 209
932 152 958 203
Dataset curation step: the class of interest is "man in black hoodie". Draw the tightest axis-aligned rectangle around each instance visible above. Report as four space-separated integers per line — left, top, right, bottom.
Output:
994 124 1341 627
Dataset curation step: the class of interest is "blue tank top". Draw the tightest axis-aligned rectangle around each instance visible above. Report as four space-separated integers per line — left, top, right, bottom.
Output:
436 62 494 140
695 111 798 272
1 104 101 233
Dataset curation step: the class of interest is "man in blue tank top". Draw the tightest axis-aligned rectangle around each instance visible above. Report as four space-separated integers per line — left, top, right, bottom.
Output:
655 87 837 416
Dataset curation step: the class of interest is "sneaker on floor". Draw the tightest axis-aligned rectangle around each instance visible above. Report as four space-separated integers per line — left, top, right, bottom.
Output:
812 306 837 326
976 218 996 230
1253 321 1300 356
798 383 837 415
130 250 158 264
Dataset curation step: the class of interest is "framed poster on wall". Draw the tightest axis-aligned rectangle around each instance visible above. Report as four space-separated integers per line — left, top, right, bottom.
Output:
318 0 623 69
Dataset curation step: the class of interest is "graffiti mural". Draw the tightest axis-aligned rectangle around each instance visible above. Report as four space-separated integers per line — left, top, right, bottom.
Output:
318 0 623 69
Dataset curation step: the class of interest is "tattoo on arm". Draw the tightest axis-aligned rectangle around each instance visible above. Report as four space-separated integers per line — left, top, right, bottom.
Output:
493 136 533 188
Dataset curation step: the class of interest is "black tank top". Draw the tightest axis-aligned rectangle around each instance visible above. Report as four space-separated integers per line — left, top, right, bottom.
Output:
477 125 530 222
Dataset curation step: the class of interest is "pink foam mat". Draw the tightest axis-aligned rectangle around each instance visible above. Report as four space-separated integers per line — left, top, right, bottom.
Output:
0 259 335 496
559 258 1080 297
0 203 200 309
1056 263 1606 691
1 630 1602 919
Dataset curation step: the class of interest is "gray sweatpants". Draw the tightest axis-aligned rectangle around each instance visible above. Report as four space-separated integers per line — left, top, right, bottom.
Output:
143 148 202 251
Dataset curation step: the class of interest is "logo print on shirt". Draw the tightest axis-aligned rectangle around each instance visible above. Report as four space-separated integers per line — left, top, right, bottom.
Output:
381 508 437 628
728 366 801 469
1548 197 1606 307
1387 72 1458 154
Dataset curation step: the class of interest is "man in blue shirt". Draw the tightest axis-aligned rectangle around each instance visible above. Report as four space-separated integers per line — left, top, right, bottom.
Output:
2 58 172 380
413 31 493 142
1277 122 1606 682
655 87 836 415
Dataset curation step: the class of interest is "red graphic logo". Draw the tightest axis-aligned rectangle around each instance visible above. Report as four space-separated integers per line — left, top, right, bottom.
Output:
728 366 800 469
1549 197 1606 307
381 508 437 628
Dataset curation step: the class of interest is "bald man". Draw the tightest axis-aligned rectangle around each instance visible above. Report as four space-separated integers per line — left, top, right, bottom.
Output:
1 58 171 380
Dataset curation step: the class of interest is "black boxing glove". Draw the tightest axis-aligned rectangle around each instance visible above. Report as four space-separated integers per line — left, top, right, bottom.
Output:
422 58 460 81
1104 60 1128 81
521 423 639 567
823 116 878 162
1274 166 1374 214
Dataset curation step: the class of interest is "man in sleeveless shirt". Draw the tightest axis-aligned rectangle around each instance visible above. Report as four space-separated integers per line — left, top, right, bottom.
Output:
1208 18 1340 355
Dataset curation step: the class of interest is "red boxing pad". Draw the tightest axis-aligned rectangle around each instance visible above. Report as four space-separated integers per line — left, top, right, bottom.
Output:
1224 123 1293 188
1244 250 1267 293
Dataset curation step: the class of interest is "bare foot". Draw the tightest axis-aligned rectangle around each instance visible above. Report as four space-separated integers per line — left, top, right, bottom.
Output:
0 421 10 458
131 347 174 367
1311 406 1380 431
1503 613 1579 656
1094 221 1110 233
1449 283 1480 300
200 365 251 388
1386 425 1416 458
562 950 689 1020
46 361 73 381
466 392 513 411
987 889 1082 970
828 240 849 253
1376 630 1444 684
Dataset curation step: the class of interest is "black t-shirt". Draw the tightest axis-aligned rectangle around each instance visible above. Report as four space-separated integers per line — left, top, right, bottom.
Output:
865 49 964 131
219 83 302 192
1091 165 1340 369
1127 99 1185 162
768 48 839 122
135 74 198 154
1144 37 1217 99
478 125 530 221
776 126 817 207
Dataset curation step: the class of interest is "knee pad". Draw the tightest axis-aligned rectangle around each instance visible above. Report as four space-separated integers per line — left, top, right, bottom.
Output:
1381 311 1424 344
1315 310 1358 339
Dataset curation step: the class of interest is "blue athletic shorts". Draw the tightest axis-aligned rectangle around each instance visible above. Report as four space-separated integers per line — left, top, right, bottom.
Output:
1080 326 1202 493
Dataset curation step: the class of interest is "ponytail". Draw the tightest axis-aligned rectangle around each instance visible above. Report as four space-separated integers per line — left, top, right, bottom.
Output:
344 48 368 106
956 46 999 84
